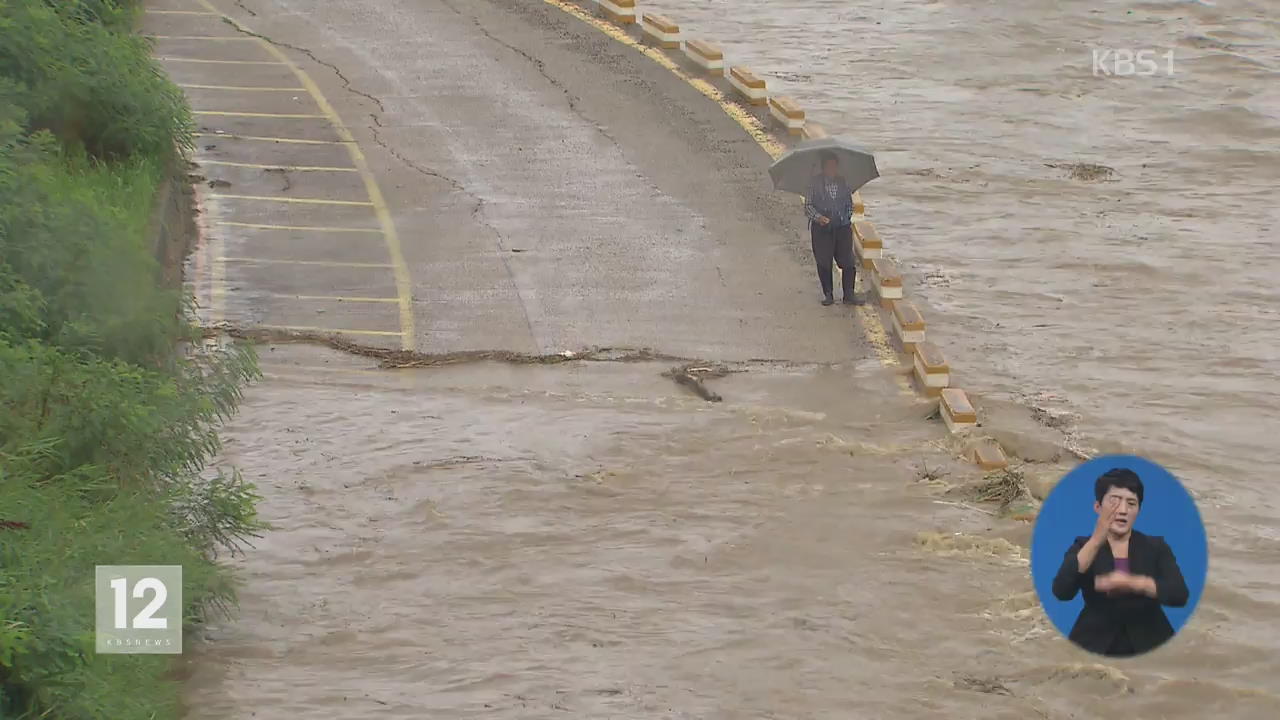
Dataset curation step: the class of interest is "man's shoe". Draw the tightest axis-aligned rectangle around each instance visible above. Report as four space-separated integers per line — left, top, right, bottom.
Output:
821 295 835 306
843 294 865 306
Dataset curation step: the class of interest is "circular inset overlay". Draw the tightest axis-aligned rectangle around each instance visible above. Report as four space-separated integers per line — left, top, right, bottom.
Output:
1030 454 1208 657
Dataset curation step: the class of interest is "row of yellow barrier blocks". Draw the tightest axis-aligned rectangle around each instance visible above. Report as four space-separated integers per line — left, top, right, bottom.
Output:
589 0 1009 472
596 2 809 138
852 221 1008 469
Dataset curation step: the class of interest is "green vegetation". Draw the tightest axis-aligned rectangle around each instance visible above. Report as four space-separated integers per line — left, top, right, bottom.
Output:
1 2 262 718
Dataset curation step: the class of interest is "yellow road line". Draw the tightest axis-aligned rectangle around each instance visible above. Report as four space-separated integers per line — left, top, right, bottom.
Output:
215 221 381 233
259 325 404 337
290 295 400 303
147 35 256 41
207 193 375 207
196 0 417 350
199 160 358 172
262 364 388 377
158 57 286 65
198 192 227 326
181 83 307 91
193 132 351 144
542 0 906 387
217 257 394 268
194 110 328 119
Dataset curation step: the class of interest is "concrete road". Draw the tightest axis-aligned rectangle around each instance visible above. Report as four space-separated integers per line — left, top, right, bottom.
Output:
149 0 876 363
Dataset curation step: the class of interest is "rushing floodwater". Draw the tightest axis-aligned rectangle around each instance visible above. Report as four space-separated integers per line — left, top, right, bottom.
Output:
180 1 1278 717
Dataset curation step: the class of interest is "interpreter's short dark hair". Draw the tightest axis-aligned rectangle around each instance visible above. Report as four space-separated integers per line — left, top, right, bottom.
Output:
1095 468 1143 505
820 151 838 166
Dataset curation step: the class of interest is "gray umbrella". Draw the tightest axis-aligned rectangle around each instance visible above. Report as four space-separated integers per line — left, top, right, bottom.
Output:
768 136 879 195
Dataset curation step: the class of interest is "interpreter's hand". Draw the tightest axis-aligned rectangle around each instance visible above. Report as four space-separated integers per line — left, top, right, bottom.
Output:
1095 572 1156 597
1091 497 1119 541
1094 571 1130 594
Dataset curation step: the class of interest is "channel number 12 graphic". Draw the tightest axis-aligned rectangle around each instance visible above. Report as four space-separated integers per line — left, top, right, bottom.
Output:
94 565 183 654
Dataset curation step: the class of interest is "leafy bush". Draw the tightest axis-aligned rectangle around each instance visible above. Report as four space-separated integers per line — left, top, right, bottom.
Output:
0 2 262 718
0 0 192 160
0 338 261 719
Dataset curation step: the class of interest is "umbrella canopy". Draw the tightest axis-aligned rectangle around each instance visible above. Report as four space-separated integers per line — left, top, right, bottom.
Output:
768 136 879 196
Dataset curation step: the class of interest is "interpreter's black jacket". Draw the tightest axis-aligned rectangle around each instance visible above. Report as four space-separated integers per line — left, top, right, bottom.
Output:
1052 529 1189 656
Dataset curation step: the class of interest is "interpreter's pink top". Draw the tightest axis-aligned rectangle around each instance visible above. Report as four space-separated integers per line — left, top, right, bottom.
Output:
1114 557 1131 573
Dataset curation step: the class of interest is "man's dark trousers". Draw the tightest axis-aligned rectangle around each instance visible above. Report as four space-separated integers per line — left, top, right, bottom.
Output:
811 221 856 300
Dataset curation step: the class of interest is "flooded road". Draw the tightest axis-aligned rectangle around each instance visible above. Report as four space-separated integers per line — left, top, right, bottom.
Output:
637 0 1280 703
160 0 1280 717
182 346 1278 719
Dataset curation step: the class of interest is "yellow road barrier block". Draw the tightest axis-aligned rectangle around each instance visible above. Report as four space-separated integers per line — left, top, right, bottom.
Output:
913 342 951 398
641 13 681 50
768 96 805 136
683 39 724 76
890 300 926 353
869 258 903 307
970 438 1009 470
597 0 637 25
940 388 978 434
852 220 883 269
729 66 767 106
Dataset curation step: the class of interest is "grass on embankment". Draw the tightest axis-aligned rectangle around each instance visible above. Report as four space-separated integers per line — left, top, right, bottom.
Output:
2 2 262 718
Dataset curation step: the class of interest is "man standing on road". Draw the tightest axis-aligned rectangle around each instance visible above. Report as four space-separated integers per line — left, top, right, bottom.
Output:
804 152 862 306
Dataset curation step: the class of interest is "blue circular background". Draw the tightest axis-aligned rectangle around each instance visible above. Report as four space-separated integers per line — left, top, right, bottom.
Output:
1030 454 1209 644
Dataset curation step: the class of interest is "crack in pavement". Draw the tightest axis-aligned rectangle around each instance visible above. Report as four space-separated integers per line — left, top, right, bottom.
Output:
218 18 386 115
440 0 622 148
200 324 779 402
368 121 468 194
234 0 257 17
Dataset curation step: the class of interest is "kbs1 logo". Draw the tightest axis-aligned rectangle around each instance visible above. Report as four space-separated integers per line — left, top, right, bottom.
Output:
1092 49 1176 77
95 565 183 654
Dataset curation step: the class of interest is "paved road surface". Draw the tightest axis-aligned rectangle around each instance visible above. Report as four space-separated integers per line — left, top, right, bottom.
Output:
154 0 877 363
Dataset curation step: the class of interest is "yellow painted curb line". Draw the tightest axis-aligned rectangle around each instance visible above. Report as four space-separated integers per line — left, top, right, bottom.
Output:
194 0 416 351
207 193 374 206
193 110 328 119
217 256 394 269
214 221 381 234
193 132 352 144
199 160 358 172
541 0 905 381
181 83 307 92
259 325 404 337
159 56 286 65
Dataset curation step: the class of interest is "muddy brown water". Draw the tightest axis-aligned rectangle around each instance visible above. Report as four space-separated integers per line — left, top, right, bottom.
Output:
176 0 1279 718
